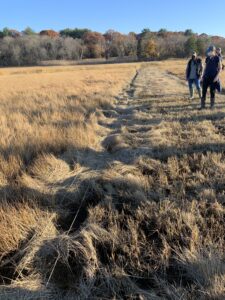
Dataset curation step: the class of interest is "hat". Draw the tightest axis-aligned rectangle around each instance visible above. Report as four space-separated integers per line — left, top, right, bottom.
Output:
208 45 216 52
192 51 197 56
206 45 216 56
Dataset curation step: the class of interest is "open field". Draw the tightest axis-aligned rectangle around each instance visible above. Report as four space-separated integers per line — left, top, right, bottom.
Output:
161 59 225 87
1 60 225 299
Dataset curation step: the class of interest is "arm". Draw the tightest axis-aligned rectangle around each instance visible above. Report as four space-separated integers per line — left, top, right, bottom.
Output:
214 59 222 82
202 57 208 79
199 60 204 79
186 62 189 81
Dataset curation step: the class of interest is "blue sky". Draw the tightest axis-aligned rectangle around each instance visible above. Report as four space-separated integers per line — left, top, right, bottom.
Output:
1 0 225 36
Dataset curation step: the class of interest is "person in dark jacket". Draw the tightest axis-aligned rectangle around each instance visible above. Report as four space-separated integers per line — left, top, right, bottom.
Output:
201 45 222 109
215 47 224 93
216 47 223 60
216 47 224 70
186 51 203 100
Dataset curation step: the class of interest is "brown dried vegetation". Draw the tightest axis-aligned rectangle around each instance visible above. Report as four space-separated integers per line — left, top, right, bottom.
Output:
1 61 225 299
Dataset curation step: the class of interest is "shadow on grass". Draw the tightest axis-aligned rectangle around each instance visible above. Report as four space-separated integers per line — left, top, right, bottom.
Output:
1 82 225 294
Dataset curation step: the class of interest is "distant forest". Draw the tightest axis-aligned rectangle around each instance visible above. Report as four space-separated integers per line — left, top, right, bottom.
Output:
0 27 225 66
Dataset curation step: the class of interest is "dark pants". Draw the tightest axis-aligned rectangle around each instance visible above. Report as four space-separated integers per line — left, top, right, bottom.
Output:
201 77 216 108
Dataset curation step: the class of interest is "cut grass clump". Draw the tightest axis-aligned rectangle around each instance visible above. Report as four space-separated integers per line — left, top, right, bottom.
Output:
0 202 57 285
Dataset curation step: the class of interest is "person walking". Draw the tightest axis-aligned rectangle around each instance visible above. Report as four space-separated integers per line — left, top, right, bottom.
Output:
216 47 223 61
201 45 222 109
215 47 223 93
186 51 203 100
216 47 224 70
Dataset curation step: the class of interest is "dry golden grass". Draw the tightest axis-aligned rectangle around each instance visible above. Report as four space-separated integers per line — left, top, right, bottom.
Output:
1 60 225 299
160 58 225 86
0 63 139 179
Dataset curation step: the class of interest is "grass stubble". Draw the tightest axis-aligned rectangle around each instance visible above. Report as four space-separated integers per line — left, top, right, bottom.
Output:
0 61 225 299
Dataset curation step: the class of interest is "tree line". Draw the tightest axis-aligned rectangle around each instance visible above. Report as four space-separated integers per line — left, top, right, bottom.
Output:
0 27 225 66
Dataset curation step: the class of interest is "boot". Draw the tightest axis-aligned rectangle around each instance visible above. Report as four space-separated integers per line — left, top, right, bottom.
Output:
189 87 194 100
199 97 206 110
210 98 215 109
197 88 202 99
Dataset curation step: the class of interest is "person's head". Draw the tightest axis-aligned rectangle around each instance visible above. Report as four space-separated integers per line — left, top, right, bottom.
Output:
191 51 197 59
207 45 216 57
216 47 222 55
